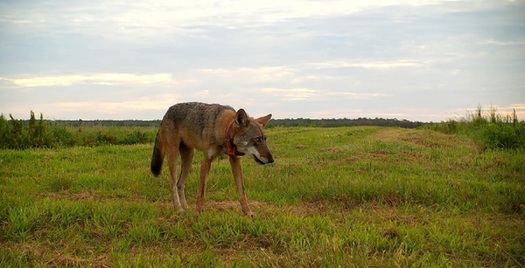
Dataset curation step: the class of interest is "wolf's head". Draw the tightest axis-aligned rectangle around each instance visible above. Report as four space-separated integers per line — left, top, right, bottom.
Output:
232 109 274 165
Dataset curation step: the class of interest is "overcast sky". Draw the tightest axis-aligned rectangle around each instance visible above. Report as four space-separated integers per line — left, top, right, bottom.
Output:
1 0 524 122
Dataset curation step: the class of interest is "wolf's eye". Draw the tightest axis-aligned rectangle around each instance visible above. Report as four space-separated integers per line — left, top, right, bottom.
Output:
254 137 263 143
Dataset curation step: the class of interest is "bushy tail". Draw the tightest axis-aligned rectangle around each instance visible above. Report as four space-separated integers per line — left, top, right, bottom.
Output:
151 131 164 177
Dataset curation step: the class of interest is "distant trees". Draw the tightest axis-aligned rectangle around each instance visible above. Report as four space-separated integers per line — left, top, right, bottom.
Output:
266 117 425 128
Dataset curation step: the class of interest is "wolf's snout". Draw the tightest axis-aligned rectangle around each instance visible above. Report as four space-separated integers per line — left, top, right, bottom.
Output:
259 153 274 165
267 154 274 164
253 154 274 165
247 147 274 165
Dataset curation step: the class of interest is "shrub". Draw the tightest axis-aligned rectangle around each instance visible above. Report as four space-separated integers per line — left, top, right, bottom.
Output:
122 130 150 145
426 106 525 150
0 112 155 149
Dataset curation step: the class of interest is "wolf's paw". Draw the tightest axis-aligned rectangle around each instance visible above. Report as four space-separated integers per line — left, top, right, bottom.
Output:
243 210 255 218
173 203 185 213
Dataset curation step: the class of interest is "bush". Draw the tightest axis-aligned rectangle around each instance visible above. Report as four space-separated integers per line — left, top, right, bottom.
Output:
0 112 58 149
426 106 525 150
96 132 119 145
123 130 150 145
483 122 524 149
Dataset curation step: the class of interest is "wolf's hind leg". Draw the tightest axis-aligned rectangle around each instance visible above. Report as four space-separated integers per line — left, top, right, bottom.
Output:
178 145 194 209
167 146 182 211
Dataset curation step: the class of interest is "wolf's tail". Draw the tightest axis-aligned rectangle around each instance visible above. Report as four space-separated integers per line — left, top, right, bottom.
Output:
151 131 164 177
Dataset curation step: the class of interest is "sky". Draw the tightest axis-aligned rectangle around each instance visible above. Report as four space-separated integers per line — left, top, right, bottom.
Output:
1 0 524 122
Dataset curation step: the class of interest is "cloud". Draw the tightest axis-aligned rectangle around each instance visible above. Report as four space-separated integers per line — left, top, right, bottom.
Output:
197 66 294 81
262 88 318 101
3 93 181 119
306 59 423 70
1 73 173 87
88 1 429 29
261 88 390 101
50 97 176 113
477 39 525 46
327 91 391 99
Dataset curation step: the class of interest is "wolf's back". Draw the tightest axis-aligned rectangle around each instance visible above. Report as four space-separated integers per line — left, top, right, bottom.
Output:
164 102 234 132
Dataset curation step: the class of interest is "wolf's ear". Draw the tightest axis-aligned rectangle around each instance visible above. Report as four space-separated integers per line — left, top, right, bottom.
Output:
235 109 250 127
255 114 272 127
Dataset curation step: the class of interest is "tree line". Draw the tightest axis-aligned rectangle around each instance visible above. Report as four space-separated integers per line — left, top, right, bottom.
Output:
267 118 424 128
46 117 425 128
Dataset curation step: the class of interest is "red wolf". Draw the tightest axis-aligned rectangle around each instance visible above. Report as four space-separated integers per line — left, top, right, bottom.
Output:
151 102 274 216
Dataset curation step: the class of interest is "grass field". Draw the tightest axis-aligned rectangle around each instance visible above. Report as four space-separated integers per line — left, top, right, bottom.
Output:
1 126 524 267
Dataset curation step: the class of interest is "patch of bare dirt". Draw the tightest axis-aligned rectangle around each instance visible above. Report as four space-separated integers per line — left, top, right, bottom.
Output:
369 128 481 151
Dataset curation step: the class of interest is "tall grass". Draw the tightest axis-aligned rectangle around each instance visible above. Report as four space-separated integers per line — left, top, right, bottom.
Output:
0 112 157 149
426 106 525 150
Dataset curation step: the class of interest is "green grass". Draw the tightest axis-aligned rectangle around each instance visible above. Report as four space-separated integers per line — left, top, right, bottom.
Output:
1 127 524 267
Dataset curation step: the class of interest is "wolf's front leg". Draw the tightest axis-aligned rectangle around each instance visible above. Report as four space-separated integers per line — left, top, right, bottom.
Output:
196 158 212 214
229 156 253 216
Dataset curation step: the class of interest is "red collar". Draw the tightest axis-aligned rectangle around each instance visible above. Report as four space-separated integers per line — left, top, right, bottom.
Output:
225 120 245 157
